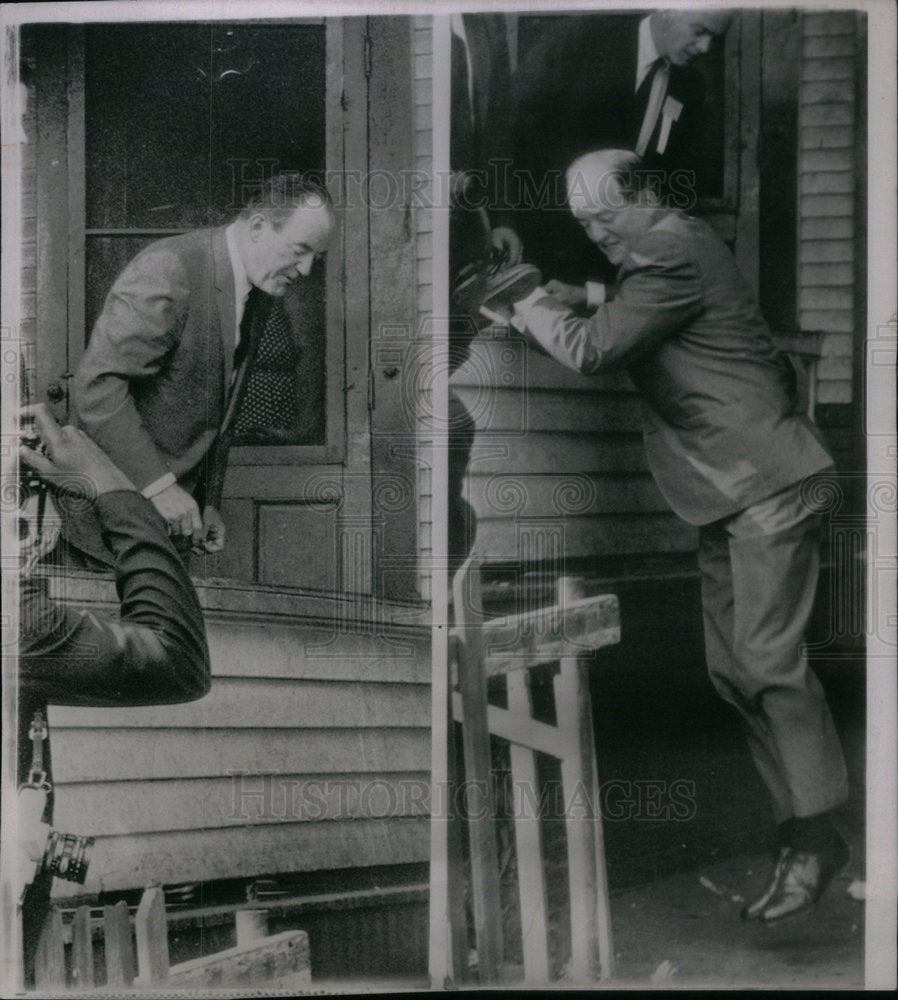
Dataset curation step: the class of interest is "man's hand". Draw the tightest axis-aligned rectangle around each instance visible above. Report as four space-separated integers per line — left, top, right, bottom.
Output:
491 226 524 266
197 506 226 554
18 404 135 497
544 279 588 308
151 483 203 547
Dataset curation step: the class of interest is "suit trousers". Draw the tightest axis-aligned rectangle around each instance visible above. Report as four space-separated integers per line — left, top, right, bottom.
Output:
697 480 848 823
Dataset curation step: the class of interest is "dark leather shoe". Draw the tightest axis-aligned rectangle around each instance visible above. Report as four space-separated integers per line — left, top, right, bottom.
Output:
741 832 849 924
479 263 543 318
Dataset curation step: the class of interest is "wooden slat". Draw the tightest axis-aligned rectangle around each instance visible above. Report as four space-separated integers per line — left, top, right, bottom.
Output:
53 771 431 835
467 471 666 516
49 678 431 729
34 909 66 990
168 930 310 988
554 581 613 981
450 593 619 676
49 728 429 783
51 818 431 895
452 557 503 983
34 25 71 419
452 693 570 760
467 434 646 475
453 387 644 433
507 672 550 982
473 514 697 559
204 626 428 682
367 16 423 604
453 339 636 393
103 900 135 988
71 905 94 988
135 887 169 985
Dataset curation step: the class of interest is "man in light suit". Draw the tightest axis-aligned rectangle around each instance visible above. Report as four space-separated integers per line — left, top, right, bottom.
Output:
510 8 731 287
73 173 334 554
484 149 849 924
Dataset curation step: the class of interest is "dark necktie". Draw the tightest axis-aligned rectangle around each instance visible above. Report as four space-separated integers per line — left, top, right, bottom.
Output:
634 58 670 157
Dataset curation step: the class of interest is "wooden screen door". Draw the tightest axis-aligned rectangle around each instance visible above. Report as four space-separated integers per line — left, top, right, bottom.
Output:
33 18 374 593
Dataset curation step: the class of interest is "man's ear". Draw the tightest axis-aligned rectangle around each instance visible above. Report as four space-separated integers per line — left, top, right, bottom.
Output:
247 213 268 242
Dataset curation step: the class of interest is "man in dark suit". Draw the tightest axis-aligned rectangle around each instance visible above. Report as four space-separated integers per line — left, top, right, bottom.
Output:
14 404 210 984
73 174 334 555
485 149 849 924
509 8 731 287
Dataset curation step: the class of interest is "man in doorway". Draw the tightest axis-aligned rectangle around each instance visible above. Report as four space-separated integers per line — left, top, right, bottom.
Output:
73 173 335 555
510 8 732 288
483 149 849 923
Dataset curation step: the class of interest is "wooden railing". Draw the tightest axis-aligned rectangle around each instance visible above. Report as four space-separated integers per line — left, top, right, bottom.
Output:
32 887 310 991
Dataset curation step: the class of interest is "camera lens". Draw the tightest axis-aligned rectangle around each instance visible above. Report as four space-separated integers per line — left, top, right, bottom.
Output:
44 831 94 884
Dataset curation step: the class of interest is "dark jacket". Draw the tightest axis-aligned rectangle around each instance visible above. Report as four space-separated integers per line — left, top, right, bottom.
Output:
18 490 209 979
509 13 705 283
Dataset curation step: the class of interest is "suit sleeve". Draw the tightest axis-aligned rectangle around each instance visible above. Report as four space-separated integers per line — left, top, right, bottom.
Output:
19 491 210 706
514 231 704 373
73 249 191 491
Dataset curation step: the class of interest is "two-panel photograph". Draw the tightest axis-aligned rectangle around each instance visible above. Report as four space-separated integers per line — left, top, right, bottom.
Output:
0 0 895 993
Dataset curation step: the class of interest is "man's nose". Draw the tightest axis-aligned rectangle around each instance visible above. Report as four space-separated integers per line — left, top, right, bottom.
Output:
296 257 313 277
696 35 711 54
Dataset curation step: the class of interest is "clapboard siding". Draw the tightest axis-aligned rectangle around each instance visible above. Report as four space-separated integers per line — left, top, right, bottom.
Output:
451 323 696 563
798 11 859 406
52 678 430 730
52 820 430 899
48 583 431 896
53 773 431 834
50 729 430 783
474 513 697 560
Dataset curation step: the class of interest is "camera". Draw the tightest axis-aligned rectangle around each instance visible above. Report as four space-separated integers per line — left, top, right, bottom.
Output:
15 786 94 902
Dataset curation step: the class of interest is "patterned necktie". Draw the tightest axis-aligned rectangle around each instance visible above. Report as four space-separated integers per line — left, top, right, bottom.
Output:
233 297 299 439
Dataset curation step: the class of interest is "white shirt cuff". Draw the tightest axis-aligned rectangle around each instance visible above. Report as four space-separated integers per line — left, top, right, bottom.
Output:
141 472 176 499
510 286 550 332
586 281 606 308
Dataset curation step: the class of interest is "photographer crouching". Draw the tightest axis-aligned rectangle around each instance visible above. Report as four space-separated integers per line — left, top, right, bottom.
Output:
12 404 210 986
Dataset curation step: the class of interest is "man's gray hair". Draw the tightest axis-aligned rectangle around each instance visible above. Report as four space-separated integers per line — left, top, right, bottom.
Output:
241 171 333 230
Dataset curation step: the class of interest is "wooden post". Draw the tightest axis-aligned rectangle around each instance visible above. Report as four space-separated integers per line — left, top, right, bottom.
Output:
103 899 135 987
446 680 473 985
71 905 94 988
235 908 268 946
453 556 504 983
34 908 65 990
135 886 169 984
508 670 551 983
554 577 614 981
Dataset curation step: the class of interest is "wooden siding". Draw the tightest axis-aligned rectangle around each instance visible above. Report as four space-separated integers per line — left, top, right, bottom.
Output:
451 334 695 568
46 580 431 898
798 11 858 406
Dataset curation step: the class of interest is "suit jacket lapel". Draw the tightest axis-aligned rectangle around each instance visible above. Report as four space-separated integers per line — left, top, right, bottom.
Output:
212 226 236 389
